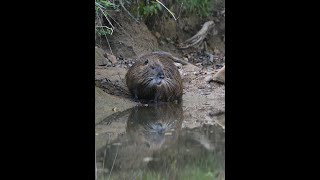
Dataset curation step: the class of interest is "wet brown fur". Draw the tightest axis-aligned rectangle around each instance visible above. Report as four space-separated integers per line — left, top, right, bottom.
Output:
125 53 183 103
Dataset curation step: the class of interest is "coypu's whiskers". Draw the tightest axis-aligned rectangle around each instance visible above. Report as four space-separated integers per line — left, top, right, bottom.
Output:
125 53 183 102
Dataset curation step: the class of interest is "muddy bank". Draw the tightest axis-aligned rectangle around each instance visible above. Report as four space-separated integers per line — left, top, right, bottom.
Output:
97 13 158 59
95 87 136 124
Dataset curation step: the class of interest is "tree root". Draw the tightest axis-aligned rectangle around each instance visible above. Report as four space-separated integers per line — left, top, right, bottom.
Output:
151 51 189 65
177 21 215 49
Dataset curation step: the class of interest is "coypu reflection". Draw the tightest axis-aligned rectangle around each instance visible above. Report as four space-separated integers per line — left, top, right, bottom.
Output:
96 103 184 176
126 102 184 150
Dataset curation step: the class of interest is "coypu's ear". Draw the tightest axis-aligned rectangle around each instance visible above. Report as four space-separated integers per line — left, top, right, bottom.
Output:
144 59 149 65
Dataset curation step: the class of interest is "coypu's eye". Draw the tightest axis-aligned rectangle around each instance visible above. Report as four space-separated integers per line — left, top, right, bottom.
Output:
144 59 149 65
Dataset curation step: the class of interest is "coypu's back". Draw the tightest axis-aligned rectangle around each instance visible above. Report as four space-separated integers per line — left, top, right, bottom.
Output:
125 53 183 103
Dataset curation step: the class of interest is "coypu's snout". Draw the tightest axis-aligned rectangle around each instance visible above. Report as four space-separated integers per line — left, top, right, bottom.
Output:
158 72 165 79
150 69 165 86
155 72 164 85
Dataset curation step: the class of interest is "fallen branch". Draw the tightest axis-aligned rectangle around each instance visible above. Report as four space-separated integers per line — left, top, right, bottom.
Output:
177 21 215 49
151 51 189 65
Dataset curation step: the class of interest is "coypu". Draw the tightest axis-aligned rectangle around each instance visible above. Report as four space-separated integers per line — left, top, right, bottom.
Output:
125 52 183 103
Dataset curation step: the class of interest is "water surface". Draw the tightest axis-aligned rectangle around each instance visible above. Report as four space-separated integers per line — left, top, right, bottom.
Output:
96 103 225 180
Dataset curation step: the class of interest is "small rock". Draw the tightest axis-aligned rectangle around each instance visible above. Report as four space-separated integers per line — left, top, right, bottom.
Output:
106 53 117 64
95 47 109 66
183 57 189 62
200 92 210 95
215 64 224 69
205 75 213 83
212 66 225 84
143 157 153 162
174 62 182 69
155 32 161 39
165 37 171 42
214 49 221 55
112 107 117 112
213 28 219 35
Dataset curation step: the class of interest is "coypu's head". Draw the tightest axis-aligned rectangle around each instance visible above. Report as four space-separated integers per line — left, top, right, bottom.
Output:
140 58 165 87
126 53 183 102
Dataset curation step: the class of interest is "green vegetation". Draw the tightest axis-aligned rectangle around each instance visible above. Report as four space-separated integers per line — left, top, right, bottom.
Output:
95 0 217 38
95 0 118 36
177 0 213 17
141 1 162 18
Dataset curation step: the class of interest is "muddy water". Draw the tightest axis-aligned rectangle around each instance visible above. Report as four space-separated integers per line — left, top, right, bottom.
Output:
96 102 225 180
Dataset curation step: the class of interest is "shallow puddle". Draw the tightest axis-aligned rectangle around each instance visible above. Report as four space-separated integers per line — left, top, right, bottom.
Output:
96 103 225 180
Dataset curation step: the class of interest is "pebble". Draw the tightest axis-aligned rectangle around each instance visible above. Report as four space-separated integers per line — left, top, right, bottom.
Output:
205 75 213 83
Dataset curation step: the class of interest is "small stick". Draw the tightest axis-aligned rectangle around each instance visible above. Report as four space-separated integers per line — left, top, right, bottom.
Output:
156 0 177 20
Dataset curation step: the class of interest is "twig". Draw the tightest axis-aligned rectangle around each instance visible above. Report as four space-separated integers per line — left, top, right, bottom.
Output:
214 119 225 130
176 2 183 20
96 6 115 29
104 32 114 55
108 146 119 180
106 12 134 41
95 151 97 180
119 0 139 22
156 0 177 20
95 2 106 9
95 11 114 54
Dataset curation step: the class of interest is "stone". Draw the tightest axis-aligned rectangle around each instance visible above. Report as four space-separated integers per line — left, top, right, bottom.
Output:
95 47 108 66
106 53 117 64
155 32 161 39
212 66 225 84
205 75 213 83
